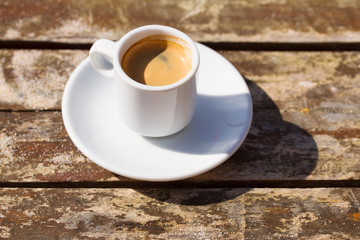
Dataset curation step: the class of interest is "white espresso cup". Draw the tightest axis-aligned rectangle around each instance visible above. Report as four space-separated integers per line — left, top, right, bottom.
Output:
89 25 200 137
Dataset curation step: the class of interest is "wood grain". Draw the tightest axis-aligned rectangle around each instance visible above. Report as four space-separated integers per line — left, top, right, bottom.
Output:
1 49 360 112
1 0 360 43
0 50 86 110
0 49 359 183
0 109 358 183
0 188 359 239
1 1 359 238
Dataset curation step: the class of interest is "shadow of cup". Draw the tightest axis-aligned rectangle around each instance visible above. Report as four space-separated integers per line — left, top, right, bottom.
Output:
235 79 318 179
134 77 318 205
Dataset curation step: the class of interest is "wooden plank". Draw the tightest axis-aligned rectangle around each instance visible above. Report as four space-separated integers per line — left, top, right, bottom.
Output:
1 0 360 43
0 50 86 110
0 111 114 182
0 188 359 239
228 51 360 115
0 110 359 182
1 50 360 112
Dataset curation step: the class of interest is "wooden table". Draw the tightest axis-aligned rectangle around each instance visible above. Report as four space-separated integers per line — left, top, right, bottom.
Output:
1 0 360 239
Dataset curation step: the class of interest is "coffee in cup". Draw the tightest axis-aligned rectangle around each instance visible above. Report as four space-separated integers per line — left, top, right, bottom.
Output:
89 25 199 137
121 35 192 86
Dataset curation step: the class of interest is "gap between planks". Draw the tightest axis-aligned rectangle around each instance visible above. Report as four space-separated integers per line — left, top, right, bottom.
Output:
1 40 360 51
0 109 60 112
0 180 360 189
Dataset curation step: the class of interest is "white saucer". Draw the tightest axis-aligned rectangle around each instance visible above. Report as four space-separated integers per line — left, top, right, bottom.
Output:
62 43 252 181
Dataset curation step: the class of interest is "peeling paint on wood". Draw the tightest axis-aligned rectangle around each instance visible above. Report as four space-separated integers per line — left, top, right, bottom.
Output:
0 49 359 182
0 1 359 238
1 0 360 43
0 188 359 239
224 51 360 116
0 50 358 182
0 50 360 114
0 112 115 182
0 50 86 110
0 110 359 182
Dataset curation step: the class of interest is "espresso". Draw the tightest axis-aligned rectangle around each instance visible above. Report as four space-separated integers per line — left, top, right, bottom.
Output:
121 35 192 86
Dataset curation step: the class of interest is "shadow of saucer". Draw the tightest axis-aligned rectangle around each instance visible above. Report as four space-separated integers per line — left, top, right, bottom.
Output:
132 188 251 206
133 77 318 206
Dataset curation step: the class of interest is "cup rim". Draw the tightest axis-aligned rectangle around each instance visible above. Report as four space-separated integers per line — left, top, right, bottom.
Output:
114 25 200 92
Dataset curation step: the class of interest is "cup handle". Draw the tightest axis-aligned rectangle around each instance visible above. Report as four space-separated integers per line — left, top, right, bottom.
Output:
89 39 117 78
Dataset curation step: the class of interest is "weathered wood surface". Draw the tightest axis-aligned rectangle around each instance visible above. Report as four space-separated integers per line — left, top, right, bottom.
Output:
0 50 86 110
0 188 359 239
0 109 359 183
1 0 359 239
1 49 360 112
0 49 359 182
1 0 360 43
